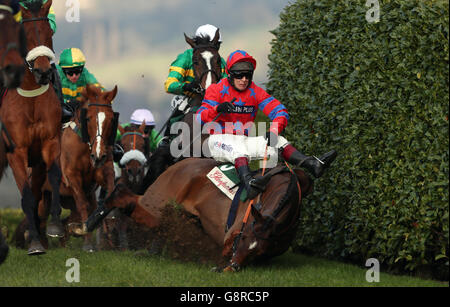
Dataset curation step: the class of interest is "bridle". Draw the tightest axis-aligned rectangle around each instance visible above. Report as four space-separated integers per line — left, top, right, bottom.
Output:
20 15 51 72
192 45 221 94
80 103 115 151
117 131 149 167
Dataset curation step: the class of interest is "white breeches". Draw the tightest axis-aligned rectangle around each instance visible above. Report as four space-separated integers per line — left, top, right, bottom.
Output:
208 134 289 163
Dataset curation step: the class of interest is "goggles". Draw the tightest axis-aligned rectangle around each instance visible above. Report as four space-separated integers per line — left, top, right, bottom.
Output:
63 66 84 76
230 70 253 80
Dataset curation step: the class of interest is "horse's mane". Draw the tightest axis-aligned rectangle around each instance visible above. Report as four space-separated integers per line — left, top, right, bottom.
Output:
24 0 44 13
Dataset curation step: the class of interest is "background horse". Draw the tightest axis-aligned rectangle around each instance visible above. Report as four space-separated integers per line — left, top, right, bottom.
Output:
14 85 119 252
96 121 148 250
146 29 222 187
88 157 313 271
0 0 26 89
0 0 64 255
1 0 27 182
0 228 8 265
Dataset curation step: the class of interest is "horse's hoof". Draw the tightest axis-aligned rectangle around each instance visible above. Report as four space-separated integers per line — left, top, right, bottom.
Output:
46 221 65 238
70 223 88 236
223 263 241 272
27 240 46 255
82 243 95 253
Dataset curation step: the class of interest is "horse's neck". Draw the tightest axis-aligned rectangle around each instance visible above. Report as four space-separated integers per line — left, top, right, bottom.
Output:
190 95 203 108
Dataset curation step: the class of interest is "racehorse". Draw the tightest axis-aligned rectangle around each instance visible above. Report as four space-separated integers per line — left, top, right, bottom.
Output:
116 122 149 194
87 157 313 271
0 0 64 255
13 84 119 251
96 121 149 250
0 0 27 181
0 0 26 89
0 228 8 265
145 29 223 187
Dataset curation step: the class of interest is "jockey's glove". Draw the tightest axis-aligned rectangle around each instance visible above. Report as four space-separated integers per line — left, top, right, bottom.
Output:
265 131 278 147
216 101 235 113
182 81 202 94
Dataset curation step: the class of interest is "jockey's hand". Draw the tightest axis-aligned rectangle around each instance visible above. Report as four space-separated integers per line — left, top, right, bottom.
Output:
265 131 278 147
182 81 202 94
217 101 235 113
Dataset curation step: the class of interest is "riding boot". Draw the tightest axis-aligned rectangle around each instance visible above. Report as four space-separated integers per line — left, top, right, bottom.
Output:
235 157 260 200
281 144 337 178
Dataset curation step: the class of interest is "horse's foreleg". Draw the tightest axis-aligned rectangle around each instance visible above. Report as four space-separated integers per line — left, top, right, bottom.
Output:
69 179 91 236
46 162 64 237
7 149 45 254
42 139 64 238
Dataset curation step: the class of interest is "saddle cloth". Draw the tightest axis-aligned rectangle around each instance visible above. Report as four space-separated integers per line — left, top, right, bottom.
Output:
206 163 247 201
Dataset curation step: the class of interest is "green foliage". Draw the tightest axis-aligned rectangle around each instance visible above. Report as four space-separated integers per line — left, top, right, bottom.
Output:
267 0 449 278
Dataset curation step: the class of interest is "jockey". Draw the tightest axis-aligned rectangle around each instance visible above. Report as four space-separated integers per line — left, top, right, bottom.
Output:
164 24 227 97
196 50 337 199
116 108 163 154
56 48 103 122
161 24 228 141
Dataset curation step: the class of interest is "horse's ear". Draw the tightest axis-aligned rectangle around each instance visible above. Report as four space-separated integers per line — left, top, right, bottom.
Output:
118 124 125 136
184 33 196 49
42 0 52 14
105 85 118 103
251 204 264 224
139 120 146 134
212 28 220 46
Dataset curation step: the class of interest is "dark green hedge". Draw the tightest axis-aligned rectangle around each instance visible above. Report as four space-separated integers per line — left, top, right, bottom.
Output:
266 0 449 279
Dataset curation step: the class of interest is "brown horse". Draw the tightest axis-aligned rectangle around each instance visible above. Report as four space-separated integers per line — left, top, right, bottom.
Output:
14 85 119 251
116 122 149 194
146 29 223 186
0 0 27 181
88 157 313 271
96 121 148 250
0 0 26 89
0 0 64 255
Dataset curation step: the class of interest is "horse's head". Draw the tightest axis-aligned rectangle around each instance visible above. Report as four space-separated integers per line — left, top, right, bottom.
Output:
20 0 55 85
225 169 311 271
117 122 149 193
79 84 119 168
184 29 222 96
0 0 27 88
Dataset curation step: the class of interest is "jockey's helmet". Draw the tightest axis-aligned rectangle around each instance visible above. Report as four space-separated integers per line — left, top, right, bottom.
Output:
226 50 256 91
130 109 155 127
59 48 86 69
195 24 222 42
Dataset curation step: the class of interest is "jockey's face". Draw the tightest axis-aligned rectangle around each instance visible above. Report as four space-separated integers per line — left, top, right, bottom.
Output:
63 66 83 83
67 72 81 83
233 75 250 91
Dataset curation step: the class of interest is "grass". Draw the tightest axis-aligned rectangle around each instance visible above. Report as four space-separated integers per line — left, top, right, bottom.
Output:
0 209 447 287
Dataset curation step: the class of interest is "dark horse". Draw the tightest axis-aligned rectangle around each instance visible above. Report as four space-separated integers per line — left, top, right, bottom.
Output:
1 0 27 182
0 0 26 89
145 29 223 187
0 0 64 255
88 158 313 271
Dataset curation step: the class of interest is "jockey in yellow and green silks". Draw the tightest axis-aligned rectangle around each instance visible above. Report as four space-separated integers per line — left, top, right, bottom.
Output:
55 48 104 122
56 48 103 103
